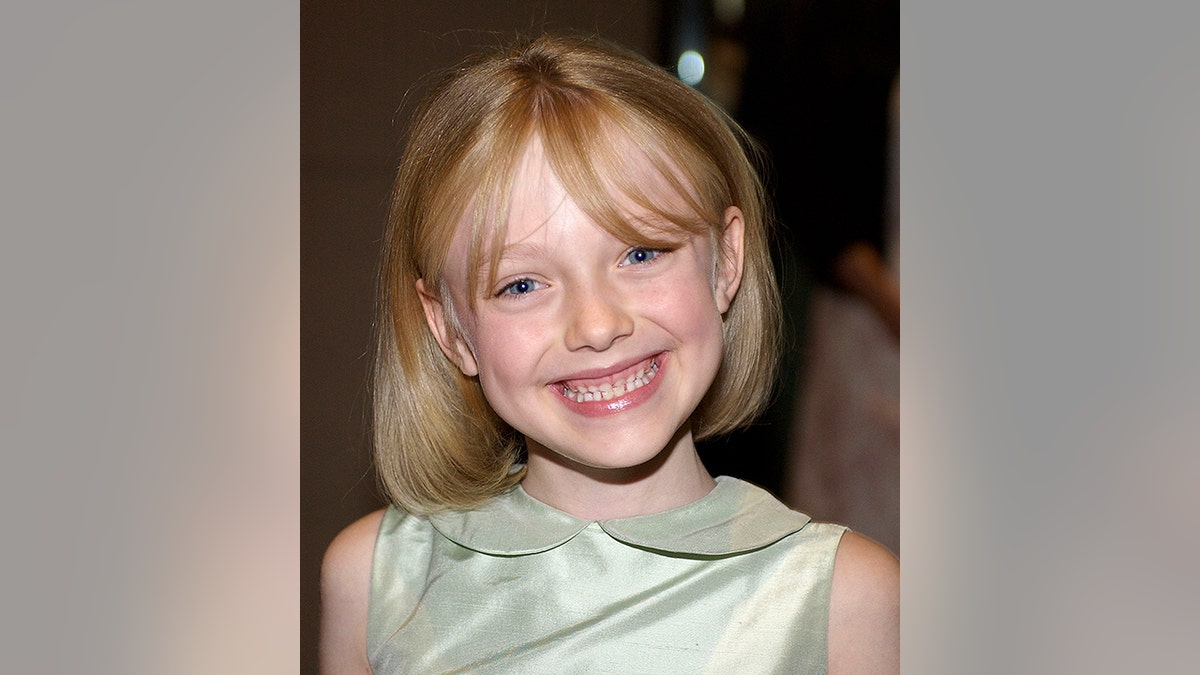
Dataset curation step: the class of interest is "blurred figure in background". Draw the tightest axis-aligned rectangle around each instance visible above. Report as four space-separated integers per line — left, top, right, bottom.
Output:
738 0 899 553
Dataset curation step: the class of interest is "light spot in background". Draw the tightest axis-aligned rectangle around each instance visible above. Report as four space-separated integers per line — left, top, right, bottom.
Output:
677 50 705 86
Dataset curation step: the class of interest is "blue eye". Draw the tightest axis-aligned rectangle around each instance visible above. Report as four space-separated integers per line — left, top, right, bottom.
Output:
622 248 662 266
499 278 540 297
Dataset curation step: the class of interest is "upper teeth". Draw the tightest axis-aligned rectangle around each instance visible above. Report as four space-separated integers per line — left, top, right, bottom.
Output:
562 360 659 403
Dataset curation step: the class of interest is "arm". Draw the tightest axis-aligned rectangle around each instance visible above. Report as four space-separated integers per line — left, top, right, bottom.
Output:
827 531 900 674
833 242 900 341
319 509 385 675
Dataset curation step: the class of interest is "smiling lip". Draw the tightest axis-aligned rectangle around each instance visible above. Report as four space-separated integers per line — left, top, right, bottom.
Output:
550 353 666 416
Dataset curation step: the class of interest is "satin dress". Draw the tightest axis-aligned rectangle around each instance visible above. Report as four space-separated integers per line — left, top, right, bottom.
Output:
368 476 846 674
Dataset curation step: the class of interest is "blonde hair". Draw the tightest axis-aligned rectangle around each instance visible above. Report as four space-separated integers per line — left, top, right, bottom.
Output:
374 34 781 512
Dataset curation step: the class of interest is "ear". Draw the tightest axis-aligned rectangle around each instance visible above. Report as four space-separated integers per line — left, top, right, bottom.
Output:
415 279 479 377
714 206 746 314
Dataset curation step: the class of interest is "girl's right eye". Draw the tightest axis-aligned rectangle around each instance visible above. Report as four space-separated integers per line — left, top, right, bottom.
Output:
497 278 542 297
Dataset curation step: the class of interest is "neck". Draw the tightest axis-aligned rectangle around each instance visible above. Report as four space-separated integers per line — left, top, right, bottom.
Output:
520 426 716 521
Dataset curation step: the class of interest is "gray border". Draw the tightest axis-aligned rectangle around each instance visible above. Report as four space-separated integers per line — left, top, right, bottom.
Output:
904 1 1200 672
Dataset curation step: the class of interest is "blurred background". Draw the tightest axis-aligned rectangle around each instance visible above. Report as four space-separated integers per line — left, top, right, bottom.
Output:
302 1 896 670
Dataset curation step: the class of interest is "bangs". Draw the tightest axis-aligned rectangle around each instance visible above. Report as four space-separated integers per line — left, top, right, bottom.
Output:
545 105 720 244
456 92 728 301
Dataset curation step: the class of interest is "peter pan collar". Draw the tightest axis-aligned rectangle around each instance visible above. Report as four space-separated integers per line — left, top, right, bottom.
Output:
426 476 812 557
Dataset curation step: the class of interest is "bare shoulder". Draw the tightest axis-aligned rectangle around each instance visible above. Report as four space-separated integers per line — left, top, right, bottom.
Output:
828 531 900 674
320 509 386 675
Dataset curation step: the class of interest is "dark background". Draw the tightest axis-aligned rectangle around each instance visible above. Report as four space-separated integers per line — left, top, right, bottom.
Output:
301 1 898 671
302 3 663 671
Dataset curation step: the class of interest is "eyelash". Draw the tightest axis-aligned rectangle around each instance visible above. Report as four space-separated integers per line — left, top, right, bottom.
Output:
496 278 542 298
620 247 668 267
493 247 670 298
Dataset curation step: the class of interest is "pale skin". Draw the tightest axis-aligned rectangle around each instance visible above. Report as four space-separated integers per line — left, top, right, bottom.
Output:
320 143 898 673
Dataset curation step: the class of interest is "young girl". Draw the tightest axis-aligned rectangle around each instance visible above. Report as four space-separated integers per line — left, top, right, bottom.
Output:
321 35 898 673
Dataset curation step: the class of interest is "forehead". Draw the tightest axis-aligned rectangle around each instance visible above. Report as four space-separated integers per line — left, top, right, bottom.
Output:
504 139 573 235
459 134 703 252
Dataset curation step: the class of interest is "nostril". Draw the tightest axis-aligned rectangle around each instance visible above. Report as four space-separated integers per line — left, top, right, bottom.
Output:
565 293 634 351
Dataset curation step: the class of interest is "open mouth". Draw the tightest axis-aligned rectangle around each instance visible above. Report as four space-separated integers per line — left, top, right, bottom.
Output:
556 356 661 404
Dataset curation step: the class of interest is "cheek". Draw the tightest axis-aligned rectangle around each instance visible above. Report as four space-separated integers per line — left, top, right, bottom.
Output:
644 266 723 329
655 274 728 366
471 315 546 389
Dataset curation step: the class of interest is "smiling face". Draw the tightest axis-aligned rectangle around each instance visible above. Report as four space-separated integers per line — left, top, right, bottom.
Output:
418 138 744 479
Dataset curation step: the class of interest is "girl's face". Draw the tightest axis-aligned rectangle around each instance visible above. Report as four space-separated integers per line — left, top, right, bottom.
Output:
420 139 744 476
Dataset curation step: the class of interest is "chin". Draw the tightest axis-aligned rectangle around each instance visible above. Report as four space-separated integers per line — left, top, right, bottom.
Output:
534 425 687 473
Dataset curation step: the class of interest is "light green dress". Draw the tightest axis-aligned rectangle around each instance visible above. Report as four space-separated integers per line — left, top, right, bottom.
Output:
368 476 847 674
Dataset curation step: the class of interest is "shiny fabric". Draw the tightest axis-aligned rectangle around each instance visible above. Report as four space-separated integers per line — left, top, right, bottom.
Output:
369 476 846 674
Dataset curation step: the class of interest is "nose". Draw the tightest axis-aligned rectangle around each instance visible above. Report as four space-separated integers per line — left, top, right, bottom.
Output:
564 285 634 351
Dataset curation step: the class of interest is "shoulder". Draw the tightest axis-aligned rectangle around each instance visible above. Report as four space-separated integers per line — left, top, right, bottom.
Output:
827 531 899 674
319 509 386 675
322 509 386 589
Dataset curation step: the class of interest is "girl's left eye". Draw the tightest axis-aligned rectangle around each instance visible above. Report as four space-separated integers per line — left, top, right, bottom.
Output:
621 247 663 266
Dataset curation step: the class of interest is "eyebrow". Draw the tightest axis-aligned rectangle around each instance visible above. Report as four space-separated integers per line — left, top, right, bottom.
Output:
495 241 547 265
473 210 692 278
478 240 547 275
472 241 548 293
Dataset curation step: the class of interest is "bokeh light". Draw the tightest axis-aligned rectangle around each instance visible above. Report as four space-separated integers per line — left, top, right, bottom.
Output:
677 50 705 86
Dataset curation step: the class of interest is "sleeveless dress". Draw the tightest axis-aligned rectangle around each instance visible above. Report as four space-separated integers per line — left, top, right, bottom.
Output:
368 476 847 674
